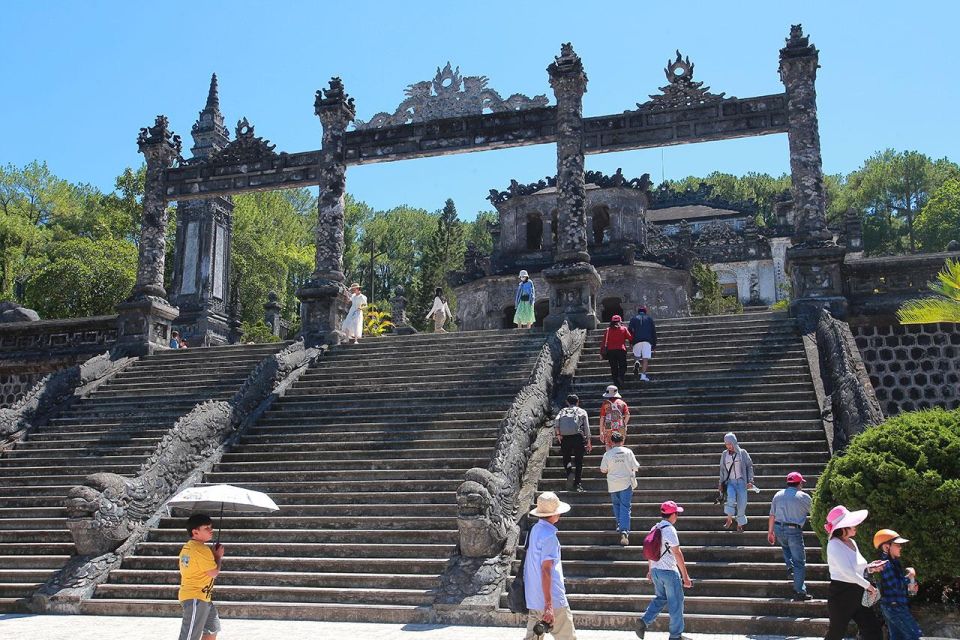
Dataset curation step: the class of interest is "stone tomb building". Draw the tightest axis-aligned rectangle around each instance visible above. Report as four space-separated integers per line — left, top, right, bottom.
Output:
452 172 794 331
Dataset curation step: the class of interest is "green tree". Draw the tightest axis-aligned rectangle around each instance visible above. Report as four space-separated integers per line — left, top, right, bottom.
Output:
230 190 314 326
842 150 959 254
22 237 137 318
810 409 960 588
689 261 742 316
414 199 465 329
914 178 960 252
465 210 497 254
352 204 435 303
897 258 960 324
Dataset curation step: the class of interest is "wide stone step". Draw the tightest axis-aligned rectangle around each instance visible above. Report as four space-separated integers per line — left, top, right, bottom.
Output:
0 555 72 568
615 426 826 442
147 527 457 544
0 464 137 478
3 445 156 458
0 583 41 598
314 348 539 369
93 583 435 606
250 415 504 430
0 454 149 467
559 560 829 581
0 505 66 518
204 468 473 483
133 541 454 559
0 568 59 582
80 598 430 624
542 463 823 479
556 544 823 563
106 568 441 589
188 479 461 493
561 610 827 636
261 404 509 420
561 593 824 617
0 529 72 542
537 525 820 543
215 456 489 473
90 384 242 398
240 427 500 444
221 446 494 462
536 474 818 492
24 430 168 443
121 555 447 575
546 451 830 467
0 542 75 555
554 440 827 455
561 576 830 599
272 394 516 412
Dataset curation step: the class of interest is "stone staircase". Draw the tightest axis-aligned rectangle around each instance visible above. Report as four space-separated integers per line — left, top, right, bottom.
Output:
82 330 547 622
0 342 287 613
504 312 832 635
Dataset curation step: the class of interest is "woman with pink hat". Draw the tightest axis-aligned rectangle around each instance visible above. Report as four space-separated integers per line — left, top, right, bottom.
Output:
823 505 887 640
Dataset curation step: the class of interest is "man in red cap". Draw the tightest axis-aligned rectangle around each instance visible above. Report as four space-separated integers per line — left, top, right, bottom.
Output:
601 315 632 388
636 501 691 640
767 471 812 601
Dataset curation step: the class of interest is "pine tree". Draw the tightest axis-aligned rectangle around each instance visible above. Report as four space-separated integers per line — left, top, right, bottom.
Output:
414 199 465 330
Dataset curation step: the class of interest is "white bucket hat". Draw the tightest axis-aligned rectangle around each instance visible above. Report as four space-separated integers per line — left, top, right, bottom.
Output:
529 491 571 518
519 270 529 279
602 385 622 399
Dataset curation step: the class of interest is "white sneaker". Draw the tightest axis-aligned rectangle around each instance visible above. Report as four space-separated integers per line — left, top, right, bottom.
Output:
640 374 650 382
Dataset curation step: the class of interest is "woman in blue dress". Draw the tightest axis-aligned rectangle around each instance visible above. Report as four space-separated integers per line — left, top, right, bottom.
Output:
513 270 536 329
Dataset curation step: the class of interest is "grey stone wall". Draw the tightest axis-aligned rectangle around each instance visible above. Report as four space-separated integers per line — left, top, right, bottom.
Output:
852 322 960 416
0 374 43 408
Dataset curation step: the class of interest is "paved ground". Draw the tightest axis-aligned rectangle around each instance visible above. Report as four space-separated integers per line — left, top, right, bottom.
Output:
0 614 823 640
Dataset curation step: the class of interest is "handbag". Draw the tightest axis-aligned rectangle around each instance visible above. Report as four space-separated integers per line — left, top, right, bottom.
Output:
600 328 610 360
862 585 881 608
506 528 532 614
716 453 737 505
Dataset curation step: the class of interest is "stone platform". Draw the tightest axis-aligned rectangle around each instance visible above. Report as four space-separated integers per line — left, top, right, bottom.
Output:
0 614 824 640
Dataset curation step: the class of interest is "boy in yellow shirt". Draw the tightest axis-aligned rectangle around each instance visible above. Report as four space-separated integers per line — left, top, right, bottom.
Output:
178 514 225 640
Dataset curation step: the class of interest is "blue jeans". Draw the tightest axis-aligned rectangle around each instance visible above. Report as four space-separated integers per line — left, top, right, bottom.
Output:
724 477 748 525
610 487 633 534
641 568 684 638
880 603 922 640
774 522 807 594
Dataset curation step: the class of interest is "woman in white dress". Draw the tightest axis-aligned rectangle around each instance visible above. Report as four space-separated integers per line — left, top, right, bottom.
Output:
823 505 885 640
341 283 367 344
425 287 452 333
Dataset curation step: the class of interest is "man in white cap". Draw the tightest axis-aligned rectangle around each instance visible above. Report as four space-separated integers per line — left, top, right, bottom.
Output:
523 491 576 640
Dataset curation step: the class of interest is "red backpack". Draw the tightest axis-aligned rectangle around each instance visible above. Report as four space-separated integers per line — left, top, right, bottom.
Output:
642 522 671 561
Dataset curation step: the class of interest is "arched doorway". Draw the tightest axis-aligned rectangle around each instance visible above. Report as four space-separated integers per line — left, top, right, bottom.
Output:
534 299 549 327
600 297 623 322
502 305 516 329
592 206 611 246
526 213 543 251
717 271 739 299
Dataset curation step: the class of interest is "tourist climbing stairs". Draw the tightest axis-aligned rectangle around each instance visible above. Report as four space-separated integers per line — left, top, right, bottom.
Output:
504 312 832 635
0 342 288 613
83 330 546 622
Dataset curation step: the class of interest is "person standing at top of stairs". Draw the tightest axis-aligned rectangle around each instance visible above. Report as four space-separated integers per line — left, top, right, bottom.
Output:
513 270 536 329
341 283 367 344
627 306 656 382
600 315 632 388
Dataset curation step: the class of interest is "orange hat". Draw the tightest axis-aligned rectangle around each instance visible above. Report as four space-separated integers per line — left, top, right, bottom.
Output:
873 529 909 549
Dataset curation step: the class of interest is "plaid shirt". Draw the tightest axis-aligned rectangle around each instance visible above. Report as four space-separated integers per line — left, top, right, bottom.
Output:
877 552 910 606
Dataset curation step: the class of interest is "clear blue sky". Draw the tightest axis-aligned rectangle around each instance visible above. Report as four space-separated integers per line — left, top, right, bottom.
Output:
2 1 957 219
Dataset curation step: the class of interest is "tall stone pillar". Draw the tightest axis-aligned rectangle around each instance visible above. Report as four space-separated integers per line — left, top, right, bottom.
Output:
115 116 180 355
170 74 237 345
542 43 601 331
297 77 355 346
779 25 847 320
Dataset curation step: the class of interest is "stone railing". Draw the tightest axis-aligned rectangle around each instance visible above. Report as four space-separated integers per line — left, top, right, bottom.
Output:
844 250 960 318
800 309 884 453
0 351 134 444
435 322 585 608
0 315 119 408
33 339 323 612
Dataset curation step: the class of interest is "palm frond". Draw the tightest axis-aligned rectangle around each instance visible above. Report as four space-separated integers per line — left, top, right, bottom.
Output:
897 297 960 324
928 258 960 300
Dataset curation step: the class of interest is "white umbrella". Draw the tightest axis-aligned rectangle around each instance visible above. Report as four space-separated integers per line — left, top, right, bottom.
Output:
167 484 279 542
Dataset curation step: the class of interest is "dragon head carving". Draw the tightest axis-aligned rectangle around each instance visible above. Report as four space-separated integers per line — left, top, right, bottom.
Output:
456 468 516 558
65 472 148 556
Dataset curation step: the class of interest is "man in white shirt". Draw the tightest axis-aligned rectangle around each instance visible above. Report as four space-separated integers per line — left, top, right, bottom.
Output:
600 432 639 545
636 501 692 640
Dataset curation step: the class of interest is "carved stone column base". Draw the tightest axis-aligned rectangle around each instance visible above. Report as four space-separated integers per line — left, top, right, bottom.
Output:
297 279 348 347
786 243 848 321
114 296 179 357
542 262 601 331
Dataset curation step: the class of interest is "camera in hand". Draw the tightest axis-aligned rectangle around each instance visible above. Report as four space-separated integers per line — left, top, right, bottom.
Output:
532 619 553 636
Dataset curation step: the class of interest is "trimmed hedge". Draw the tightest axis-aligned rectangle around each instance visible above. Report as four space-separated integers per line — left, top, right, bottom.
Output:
811 408 960 582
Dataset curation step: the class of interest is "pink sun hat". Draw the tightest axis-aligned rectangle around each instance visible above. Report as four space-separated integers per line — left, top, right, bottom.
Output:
824 505 869 534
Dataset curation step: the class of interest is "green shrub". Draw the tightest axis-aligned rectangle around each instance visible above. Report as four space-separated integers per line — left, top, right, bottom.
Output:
811 409 960 586
240 320 282 344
